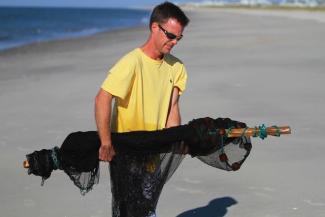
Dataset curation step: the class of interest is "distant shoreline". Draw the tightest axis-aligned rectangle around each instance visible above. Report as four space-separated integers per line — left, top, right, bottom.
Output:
181 4 325 12
0 25 146 55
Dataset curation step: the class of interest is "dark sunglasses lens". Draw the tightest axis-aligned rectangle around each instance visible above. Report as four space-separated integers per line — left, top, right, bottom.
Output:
166 32 177 40
159 25 182 41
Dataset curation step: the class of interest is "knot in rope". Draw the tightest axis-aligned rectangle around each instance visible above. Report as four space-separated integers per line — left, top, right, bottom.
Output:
252 124 268 140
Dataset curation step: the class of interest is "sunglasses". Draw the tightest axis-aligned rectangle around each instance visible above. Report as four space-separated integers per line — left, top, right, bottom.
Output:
158 25 183 41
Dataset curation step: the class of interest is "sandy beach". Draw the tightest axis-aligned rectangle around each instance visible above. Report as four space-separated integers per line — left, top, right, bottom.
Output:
1 8 325 217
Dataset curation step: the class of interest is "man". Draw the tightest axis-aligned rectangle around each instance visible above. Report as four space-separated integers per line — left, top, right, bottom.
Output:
95 2 190 217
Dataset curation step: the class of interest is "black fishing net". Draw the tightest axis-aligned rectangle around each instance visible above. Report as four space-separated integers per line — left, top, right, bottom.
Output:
25 117 252 200
109 143 186 217
26 132 101 194
26 147 60 182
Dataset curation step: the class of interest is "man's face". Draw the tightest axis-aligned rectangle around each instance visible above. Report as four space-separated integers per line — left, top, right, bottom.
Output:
153 18 184 55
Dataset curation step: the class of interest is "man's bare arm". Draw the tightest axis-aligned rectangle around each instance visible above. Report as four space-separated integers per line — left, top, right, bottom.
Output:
166 87 181 128
95 89 115 161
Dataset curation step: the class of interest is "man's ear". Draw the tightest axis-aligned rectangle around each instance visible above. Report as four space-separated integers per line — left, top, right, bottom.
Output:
151 22 159 33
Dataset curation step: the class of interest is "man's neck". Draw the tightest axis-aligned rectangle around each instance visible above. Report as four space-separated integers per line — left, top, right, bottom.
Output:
140 42 164 61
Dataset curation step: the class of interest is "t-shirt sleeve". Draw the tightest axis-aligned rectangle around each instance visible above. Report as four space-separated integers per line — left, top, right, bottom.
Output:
101 54 136 100
174 64 187 95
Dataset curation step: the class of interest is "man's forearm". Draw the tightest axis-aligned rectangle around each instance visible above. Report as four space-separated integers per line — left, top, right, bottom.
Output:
166 104 181 128
166 87 181 128
96 107 111 146
95 90 113 145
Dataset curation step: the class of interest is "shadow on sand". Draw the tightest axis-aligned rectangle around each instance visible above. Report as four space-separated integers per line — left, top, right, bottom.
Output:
176 197 237 217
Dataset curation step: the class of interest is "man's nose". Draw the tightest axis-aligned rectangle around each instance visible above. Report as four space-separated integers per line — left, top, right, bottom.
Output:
171 39 178 45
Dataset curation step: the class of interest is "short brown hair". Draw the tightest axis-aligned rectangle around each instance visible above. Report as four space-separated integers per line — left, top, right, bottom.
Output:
149 1 190 28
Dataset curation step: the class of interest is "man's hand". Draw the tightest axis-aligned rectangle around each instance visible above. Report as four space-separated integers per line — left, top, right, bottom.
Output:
99 143 116 162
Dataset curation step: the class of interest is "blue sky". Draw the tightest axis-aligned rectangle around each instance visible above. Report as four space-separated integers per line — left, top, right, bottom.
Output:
0 0 195 8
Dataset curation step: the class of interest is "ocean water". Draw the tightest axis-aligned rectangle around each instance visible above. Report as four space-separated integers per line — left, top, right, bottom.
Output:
0 7 150 51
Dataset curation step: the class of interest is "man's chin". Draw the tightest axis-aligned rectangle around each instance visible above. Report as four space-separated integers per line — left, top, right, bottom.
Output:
162 48 172 54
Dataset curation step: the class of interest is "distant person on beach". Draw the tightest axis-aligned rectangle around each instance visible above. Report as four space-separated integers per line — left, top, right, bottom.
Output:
95 1 189 217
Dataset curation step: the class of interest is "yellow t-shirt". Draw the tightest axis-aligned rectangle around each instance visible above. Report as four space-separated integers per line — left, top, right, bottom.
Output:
101 48 187 132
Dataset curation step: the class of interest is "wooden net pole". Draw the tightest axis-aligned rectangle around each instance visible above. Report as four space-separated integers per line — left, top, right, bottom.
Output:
223 126 291 138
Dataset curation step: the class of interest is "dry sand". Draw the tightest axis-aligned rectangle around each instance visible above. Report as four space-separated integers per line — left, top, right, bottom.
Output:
1 8 325 217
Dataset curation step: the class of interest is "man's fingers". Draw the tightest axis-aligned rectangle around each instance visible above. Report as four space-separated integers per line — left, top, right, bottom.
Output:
107 147 116 161
99 145 115 162
99 146 108 161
